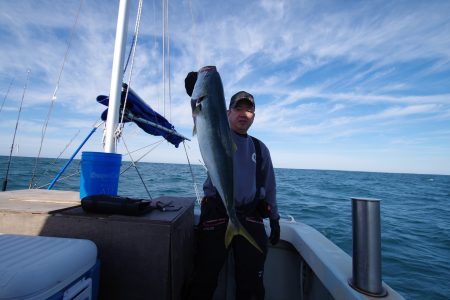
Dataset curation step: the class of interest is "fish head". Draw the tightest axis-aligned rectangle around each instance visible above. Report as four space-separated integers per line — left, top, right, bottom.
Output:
190 66 219 135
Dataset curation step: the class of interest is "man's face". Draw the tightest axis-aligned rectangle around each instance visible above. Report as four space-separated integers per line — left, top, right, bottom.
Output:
227 100 255 134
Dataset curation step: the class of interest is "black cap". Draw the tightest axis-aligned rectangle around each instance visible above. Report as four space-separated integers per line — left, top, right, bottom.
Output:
184 72 198 97
229 91 255 109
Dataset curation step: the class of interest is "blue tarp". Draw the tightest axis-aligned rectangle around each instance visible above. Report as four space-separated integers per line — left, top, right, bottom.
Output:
97 85 184 148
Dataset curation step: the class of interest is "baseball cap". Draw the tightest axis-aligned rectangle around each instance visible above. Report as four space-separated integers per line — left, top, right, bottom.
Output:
229 91 255 109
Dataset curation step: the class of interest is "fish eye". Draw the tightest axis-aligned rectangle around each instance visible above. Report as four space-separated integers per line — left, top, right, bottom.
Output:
196 96 206 105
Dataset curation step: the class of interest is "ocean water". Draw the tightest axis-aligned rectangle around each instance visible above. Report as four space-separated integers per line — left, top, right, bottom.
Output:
1 155 449 300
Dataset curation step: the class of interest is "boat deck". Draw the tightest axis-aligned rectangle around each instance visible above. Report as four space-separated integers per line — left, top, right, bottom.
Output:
0 189 195 300
0 190 405 300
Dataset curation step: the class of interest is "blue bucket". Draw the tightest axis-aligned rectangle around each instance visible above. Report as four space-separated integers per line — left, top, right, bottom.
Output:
80 151 122 199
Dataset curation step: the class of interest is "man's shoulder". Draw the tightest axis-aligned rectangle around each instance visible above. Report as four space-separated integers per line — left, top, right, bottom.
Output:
249 135 270 155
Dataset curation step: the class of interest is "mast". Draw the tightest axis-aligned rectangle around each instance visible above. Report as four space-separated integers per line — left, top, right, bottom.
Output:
104 0 130 153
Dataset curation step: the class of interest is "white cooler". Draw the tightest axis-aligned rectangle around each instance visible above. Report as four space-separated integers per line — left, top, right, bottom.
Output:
0 234 99 300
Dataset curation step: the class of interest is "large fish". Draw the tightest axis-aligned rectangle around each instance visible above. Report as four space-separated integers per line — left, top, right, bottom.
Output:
191 66 262 253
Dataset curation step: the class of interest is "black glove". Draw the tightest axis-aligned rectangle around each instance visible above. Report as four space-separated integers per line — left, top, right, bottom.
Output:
184 71 198 97
269 218 280 245
257 200 272 219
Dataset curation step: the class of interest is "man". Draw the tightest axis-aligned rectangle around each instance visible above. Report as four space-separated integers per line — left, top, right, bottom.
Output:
185 72 280 300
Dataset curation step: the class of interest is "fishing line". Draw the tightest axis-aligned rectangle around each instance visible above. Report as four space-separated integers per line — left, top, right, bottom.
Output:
36 170 80 189
182 140 201 204
47 121 103 190
0 78 14 114
31 129 81 189
2 70 31 192
29 0 84 189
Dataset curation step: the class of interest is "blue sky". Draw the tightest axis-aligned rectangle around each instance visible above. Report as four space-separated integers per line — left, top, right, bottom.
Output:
1 0 449 175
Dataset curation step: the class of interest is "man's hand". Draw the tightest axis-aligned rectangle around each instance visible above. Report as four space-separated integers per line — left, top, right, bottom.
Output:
269 218 280 245
184 71 198 97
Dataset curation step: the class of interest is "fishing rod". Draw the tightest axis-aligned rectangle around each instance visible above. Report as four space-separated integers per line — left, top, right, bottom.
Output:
2 70 30 192
0 78 14 114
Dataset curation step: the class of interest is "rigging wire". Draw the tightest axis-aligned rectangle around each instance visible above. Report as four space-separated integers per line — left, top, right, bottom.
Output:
188 0 199 66
122 135 153 200
117 0 143 139
128 139 165 155
2 70 31 192
165 0 172 121
162 0 166 117
163 0 199 201
29 0 84 189
0 78 14 114
120 139 164 174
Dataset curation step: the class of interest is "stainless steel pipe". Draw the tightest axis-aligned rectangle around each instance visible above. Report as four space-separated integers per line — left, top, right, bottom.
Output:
349 197 387 297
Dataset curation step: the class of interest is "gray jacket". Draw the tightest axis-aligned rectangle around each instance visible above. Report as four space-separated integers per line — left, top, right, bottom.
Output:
203 130 279 220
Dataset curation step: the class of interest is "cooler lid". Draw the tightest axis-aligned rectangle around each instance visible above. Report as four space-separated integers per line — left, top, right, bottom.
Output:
0 234 97 300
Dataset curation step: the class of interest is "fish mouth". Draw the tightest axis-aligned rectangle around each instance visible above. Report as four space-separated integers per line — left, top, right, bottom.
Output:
199 66 216 73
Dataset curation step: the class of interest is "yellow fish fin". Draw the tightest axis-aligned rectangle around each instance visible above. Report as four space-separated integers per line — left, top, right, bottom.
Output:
224 220 262 253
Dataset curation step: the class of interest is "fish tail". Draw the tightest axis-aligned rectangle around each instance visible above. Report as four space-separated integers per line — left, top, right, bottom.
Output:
225 220 263 253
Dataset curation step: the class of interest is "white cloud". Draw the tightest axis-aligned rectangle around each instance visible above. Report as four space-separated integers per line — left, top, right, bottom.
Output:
1 0 450 174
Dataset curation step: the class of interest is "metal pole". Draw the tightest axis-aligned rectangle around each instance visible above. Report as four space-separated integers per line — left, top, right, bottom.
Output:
104 0 130 153
349 197 387 297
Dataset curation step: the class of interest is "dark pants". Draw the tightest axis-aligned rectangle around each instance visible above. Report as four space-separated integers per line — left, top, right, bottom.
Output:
187 197 268 300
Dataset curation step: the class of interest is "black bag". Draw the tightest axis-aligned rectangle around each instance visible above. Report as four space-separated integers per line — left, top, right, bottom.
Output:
81 194 152 216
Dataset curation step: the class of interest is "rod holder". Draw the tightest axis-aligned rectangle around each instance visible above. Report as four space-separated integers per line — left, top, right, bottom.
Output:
349 197 387 297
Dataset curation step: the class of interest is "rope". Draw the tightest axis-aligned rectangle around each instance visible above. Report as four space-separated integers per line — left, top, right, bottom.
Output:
0 78 14 114
123 0 143 77
3 70 30 192
114 0 144 144
29 0 84 189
